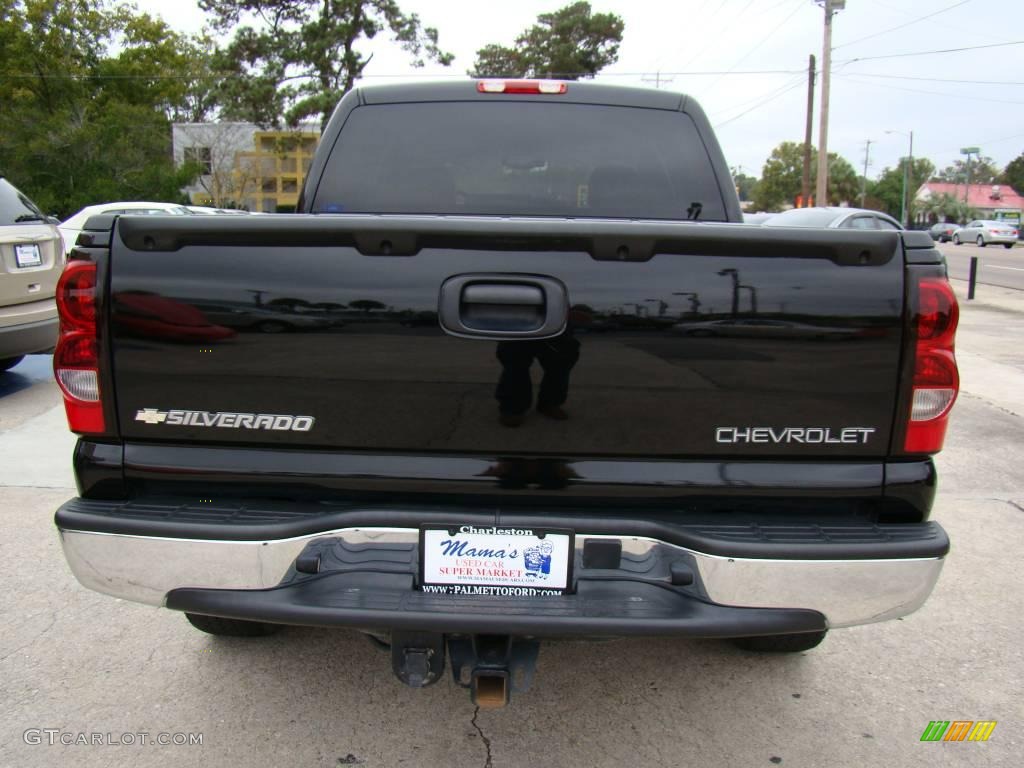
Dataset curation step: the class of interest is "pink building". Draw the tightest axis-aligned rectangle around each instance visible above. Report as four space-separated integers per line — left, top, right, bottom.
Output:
915 182 1023 223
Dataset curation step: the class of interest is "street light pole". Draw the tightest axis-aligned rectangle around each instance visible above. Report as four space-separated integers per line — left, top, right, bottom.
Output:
717 268 740 316
905 130 914 227
960 146 980 222
886 129 914 227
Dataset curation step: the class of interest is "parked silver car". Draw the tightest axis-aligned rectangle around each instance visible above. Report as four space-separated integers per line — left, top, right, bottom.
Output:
952 220 1018 248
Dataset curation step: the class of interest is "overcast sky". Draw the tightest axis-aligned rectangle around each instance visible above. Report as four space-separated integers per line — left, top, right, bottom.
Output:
130 0 1023 182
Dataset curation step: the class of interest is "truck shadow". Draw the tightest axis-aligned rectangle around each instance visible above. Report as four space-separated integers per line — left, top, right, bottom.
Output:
0 354 54 399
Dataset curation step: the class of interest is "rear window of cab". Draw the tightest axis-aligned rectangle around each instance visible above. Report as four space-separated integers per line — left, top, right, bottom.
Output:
312 102 727 221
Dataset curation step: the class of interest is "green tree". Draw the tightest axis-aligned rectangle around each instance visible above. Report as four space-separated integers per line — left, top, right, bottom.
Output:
752 141 859 211
0 0 205 217
100 14 221 123
867 157 935 222
470 2 624 79
349 299 385 313
730 168 758 203
200 0 454 130
935 156 1000 185
920 192 976 226
998 152 1024 193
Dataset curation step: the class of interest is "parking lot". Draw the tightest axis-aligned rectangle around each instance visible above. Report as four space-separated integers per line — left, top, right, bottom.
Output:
1 279 1022 768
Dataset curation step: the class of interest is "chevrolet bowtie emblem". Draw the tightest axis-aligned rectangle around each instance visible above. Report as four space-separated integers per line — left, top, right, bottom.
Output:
135 408 168 425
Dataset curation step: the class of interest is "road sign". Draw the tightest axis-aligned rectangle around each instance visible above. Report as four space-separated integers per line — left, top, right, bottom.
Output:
960 147 980 155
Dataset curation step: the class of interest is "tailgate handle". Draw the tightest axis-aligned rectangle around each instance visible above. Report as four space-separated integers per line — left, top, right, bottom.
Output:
462 284 544 307
439 274 568 339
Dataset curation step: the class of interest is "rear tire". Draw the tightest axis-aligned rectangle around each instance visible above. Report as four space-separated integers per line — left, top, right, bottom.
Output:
1005 243 1014 249
977 235 986 247
185 613 282 637
0 355 25 371
732 630 827 653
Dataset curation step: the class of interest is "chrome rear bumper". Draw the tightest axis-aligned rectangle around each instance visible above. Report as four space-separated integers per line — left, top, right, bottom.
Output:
58 526 944 629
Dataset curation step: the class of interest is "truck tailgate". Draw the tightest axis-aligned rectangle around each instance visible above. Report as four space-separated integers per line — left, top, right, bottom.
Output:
107 216 904 460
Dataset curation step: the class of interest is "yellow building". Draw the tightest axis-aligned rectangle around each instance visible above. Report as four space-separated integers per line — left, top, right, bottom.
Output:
178 123 320 212
233 129 320 213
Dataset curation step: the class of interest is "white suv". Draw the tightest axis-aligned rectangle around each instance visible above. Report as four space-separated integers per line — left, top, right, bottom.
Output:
0 178 63 371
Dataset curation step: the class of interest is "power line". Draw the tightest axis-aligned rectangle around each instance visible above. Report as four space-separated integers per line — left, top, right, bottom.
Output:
932 132 1024 159
844 72 1024 86
713 78 806 128
974 131 1024 147
703 0 806 92
864 0 1007 46
836 39 1024 64
710 74 806 118
676 0 793 81
833 0 971 50
837 74 1024 105
677 0 734 70
640 70 675 89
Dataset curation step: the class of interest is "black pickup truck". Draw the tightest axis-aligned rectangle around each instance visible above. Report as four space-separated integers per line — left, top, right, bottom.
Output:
54 80 959 707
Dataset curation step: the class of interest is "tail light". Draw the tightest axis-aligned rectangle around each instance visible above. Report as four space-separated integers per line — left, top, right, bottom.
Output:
54 259 105 433
904 277 959 453
476 79 568 94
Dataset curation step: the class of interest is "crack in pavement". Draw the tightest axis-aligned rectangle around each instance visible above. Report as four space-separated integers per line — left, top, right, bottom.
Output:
471 705 493 768
0 610 58 663
951 495 1024 510
958 391 1024 420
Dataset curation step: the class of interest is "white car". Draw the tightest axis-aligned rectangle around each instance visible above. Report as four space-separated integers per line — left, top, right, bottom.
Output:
952 220 1018 249
185 206 250 215
59 201 193 255
761 206 903 231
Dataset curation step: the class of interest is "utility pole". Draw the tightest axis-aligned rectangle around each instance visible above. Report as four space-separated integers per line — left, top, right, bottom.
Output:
642 70 674 89
815 0 844 207
801 54 816 207
860 139 873 207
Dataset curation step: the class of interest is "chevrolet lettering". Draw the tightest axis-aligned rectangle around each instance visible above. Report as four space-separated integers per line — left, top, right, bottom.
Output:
53 80 959 707
715 427 877 445
134 408 314 432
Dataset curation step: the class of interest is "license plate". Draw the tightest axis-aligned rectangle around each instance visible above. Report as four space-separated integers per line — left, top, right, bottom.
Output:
420 525 573 595
15 243 42 268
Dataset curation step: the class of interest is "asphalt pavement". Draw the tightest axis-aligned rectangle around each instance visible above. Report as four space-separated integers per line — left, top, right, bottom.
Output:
939 239 1023 292
1 280 1022 767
